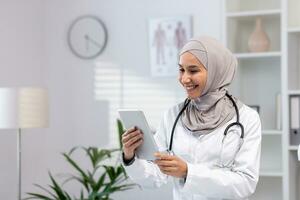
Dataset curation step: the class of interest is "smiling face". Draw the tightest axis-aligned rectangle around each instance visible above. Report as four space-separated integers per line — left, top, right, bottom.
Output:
178 52 208 99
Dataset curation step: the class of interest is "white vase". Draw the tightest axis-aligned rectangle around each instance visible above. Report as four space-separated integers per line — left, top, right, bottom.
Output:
248 17 270 52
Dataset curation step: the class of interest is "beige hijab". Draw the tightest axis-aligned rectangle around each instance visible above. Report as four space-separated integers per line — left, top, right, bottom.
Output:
179 36 243 135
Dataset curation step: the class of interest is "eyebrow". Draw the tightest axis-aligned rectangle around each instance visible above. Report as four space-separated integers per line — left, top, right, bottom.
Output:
178 64 199 69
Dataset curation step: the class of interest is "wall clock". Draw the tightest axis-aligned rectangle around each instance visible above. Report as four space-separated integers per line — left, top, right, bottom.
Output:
67 15 108 59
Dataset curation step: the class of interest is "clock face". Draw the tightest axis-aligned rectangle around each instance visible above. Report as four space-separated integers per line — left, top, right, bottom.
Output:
67 15 108 59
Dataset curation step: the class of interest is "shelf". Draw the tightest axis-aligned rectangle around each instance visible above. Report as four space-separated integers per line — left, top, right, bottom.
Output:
262 130 282 135
226 0 281 13
288 90 300 95
288 27 300 33
289 145 299 151
227 9 281 18
234 52 281 59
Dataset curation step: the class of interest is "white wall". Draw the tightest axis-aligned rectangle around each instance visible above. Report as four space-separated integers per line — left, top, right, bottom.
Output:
0 1 46 199
0 0 221 199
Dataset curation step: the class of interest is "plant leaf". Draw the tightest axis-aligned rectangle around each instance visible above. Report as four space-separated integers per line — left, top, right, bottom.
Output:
67 146 79 155
94 173 106 192
63 175 90 193
117 119 125 149
48 172 69 200
31 183 57 199
80 189 84 200
24 192 53 200
62 153 90 192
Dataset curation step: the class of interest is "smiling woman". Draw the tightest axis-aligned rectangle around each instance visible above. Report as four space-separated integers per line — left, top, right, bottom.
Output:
121 36 261 200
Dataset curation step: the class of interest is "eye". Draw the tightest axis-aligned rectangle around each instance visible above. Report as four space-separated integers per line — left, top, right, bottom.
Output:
189 70 199 74
179 68 184 73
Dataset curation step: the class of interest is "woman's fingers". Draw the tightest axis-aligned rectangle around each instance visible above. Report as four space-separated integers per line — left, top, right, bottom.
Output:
124 133 143 149
122 128 142 143
131 138 143 150
155 159 176 167
158 166 178 173
154 154 188 178
154 152 174 160
122 127 144 159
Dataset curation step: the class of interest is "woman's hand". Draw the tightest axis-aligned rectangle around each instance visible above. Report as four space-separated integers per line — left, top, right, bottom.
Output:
154 152 188 178
121 127 143 160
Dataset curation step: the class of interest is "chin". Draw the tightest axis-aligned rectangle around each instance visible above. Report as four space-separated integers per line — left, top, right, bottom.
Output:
187 93 200 100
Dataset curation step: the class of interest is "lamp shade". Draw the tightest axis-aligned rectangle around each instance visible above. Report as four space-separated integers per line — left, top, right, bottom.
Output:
0 87 48 129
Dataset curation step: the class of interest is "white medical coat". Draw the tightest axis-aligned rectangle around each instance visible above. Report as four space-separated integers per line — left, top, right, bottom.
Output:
123 104 261 200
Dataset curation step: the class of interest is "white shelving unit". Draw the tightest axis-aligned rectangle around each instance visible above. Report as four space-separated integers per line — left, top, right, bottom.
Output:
288 28 300 33
234 52 281 59
288 90 300 95
286 0 300 199
262 129 282 135
223 0 300 199
226 9 281 18
288 145 299 151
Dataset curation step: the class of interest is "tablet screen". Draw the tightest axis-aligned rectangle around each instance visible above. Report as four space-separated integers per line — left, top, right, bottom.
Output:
118 109 158 161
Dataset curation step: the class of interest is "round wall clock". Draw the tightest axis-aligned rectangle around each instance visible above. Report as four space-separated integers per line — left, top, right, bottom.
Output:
67 15 108 59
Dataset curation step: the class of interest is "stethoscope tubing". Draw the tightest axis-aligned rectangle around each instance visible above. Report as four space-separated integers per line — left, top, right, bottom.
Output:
168 92 244 153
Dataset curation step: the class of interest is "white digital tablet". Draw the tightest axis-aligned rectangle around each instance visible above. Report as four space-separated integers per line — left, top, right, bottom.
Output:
118 109 158 161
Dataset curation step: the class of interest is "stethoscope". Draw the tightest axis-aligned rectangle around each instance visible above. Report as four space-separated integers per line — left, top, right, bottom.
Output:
167 92 244 166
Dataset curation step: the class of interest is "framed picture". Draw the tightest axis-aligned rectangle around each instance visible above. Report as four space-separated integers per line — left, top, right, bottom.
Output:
249 105 260 114
148 16 192 77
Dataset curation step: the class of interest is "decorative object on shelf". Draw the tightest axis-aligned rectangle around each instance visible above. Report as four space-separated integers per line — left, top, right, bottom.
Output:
289 95 300 145
67 15 108 60
0 87 49 200
25 120 135 200
149 16 192 76
248 17 270 52
249 105 260 114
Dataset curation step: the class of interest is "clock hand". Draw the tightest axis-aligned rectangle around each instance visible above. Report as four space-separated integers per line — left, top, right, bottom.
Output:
84 35 90 51
85 35 103 48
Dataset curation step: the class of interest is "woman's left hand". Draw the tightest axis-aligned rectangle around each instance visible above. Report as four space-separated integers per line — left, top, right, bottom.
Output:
154 152 188 178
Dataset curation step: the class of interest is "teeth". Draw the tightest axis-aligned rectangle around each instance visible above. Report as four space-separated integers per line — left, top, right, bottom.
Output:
186 85 196 90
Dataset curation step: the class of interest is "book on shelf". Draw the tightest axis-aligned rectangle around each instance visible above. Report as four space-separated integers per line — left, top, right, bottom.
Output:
289 95 300 145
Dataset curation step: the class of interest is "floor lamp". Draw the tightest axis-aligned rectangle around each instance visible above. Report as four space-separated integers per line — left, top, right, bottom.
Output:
0 87 48 200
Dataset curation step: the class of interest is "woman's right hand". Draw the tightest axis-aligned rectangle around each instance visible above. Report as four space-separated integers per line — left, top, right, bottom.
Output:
122 126 143 160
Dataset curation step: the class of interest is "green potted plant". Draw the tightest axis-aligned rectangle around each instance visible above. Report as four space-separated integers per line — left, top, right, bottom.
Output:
25 119 135 200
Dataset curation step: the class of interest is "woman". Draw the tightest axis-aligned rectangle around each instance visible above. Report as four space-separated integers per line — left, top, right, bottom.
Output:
121 36 261 200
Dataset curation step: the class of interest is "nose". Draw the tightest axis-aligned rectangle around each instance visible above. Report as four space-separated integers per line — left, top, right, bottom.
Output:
181 73 191 84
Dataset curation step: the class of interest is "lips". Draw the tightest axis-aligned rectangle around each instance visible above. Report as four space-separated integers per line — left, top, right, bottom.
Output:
185 85 198 91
